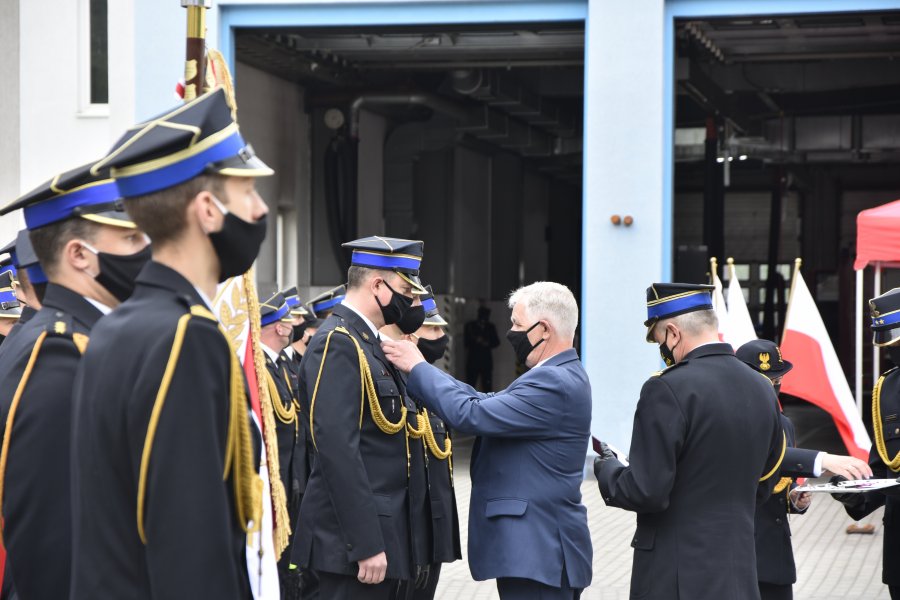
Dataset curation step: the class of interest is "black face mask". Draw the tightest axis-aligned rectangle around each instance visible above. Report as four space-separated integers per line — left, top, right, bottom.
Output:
292 322 308 344
659 329 678 367
375 280 414 327
208 198 268 283
507 322 544 365
418 335 449 364
397 305 426 335
86 244 152 303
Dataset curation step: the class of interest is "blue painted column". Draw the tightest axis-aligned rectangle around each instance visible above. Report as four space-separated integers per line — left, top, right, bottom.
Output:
583 0 669 452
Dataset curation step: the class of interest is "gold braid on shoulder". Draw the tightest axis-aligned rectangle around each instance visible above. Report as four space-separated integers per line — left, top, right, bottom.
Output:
308 326 411 474
0 326 89 543
137 306 262 546
265 368 298 430
873 371 900 472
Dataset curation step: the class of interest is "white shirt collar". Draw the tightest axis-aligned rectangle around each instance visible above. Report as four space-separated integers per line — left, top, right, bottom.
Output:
84 297 112 316
261 343 281 364
283 346 295 359
193 286 214 311
341 299 379 338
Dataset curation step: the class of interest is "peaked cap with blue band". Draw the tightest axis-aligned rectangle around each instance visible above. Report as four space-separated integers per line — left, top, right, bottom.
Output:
0 230 48 285
644 282 715 342
280 286 310 317
309 284 346 316
259 293 293 327
0 266 20 317
0 162 135 231
421 285 448 327
870 287 900 347
342 236 427 294
93 88 273 198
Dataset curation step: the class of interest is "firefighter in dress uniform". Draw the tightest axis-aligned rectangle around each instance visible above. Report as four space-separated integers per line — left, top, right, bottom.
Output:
0 164 149 600
292 237 430 599
69 88 272 598
832 287 900 600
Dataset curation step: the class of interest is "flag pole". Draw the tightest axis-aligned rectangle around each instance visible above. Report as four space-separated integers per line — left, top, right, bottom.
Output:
856 268 864 413
181 0 211 102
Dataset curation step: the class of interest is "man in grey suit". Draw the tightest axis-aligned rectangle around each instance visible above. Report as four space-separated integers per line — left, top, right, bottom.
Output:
382 281 592 599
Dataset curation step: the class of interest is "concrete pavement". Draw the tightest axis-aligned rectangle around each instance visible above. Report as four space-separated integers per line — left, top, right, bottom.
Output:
435 441 889 599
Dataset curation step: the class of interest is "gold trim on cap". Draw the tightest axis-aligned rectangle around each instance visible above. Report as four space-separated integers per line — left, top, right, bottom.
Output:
80 214 137 229
111 122 237 178
646 290 706 307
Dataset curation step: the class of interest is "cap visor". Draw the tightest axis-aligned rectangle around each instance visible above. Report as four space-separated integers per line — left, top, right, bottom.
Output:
423 315 449 327
208 154 274 178
80 210 137 229
397 272 428 295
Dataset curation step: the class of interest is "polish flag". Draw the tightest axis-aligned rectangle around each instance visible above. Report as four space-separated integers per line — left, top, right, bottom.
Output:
711 260 730 343
724 261 757 350
780 265 871 459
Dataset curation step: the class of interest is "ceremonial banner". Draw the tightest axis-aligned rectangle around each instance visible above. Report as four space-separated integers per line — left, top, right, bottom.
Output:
781 261 871 459
724 259 757 350
710 258 730 344
214 275 282 599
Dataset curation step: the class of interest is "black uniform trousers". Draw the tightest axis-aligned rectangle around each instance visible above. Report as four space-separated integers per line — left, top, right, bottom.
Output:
758 582 792 600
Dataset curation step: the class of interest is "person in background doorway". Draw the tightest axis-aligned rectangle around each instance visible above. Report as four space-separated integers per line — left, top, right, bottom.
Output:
464 304 500 391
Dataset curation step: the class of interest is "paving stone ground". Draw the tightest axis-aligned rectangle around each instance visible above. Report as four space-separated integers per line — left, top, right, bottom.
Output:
434 439 889 600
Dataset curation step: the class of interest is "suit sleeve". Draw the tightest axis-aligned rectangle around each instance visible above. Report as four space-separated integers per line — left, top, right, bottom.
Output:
406 362 562 438
303 332 384 562
140 320 247 597
779 447 821 478
596 377 686 513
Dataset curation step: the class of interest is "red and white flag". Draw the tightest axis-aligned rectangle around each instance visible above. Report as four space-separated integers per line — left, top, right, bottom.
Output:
780 265 871 459
711 260 731 344
724 261 757 350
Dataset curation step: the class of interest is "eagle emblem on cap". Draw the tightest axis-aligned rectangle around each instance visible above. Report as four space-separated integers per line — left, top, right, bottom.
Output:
759 353 771 371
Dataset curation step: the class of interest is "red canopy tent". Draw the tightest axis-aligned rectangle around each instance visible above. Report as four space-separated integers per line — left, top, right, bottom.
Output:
854 199 900 410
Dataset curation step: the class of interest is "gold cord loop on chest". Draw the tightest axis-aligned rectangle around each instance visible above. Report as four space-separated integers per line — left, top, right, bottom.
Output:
873 372 900 472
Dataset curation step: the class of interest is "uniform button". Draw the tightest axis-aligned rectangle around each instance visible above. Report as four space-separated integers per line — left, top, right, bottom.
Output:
796 464 803 470
346 544 353 551
775 518 782 524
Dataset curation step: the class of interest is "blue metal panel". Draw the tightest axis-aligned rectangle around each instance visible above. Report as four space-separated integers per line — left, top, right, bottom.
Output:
218 1 588 69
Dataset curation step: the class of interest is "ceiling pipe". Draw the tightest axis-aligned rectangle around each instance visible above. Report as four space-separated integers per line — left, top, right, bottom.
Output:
349 93 470 138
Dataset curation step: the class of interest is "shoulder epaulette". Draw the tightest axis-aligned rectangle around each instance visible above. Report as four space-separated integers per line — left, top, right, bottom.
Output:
651 360 688 378
189 304 217 321
44 313 89 354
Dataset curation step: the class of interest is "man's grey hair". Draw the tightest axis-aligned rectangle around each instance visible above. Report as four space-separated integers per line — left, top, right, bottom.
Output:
662 309 718 336
508 281 578 340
